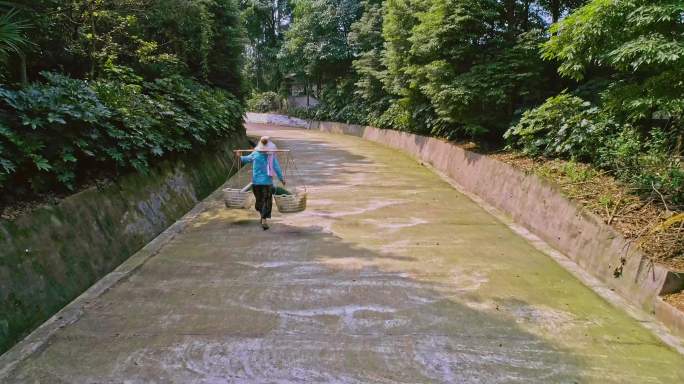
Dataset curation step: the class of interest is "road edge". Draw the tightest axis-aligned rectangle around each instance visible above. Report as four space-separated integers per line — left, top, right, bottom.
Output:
246 114 684 355
423 162 684 355
0 182 227 379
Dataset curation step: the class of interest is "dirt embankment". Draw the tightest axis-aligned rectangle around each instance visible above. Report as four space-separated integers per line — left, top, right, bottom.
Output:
485 152 683 271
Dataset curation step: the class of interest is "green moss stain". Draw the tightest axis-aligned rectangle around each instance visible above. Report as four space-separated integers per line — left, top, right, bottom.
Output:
0 133 246 354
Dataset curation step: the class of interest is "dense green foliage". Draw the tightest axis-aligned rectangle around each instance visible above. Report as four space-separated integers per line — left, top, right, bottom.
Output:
253 0 681 207
504 93 609 160
0 1 245 200
241 0 291 92
2 0 681 206
281 0 360 83
0 71 242 195
11 0 244 92
506 0 683 205
279 0 573 138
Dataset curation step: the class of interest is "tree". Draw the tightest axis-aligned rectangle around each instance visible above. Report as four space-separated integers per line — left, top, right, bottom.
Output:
207 0 246 96
4 0 245 93
542 0 684 141
349 0 386 110
380 0 549 137
280 0 362 94
539 0 586 23
241 0 291 92
505 0 684 205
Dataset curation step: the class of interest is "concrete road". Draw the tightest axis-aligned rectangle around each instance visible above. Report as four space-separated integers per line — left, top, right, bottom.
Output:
3 124 684 383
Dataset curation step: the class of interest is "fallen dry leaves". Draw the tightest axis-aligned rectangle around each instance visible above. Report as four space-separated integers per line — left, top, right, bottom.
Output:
490 151 683 271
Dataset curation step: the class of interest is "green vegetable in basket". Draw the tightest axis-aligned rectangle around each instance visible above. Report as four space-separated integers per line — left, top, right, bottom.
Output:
274 186 292 195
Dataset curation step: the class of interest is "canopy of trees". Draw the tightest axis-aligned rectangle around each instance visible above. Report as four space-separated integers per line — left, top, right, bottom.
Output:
245 0 683 207
1 0 681 207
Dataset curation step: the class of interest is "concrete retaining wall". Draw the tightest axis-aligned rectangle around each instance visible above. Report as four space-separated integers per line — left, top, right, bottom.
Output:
656 298 684 339
247 114 683 318
351 124 682 306
0 132 247 354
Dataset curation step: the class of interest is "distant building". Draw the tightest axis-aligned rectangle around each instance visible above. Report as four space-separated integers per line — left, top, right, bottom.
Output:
283 73 319 109
287 95 319 109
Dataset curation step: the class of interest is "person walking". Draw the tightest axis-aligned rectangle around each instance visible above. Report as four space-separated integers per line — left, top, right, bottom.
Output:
240 136 285 230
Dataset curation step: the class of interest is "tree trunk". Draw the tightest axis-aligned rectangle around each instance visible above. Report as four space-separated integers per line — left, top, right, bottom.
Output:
551 0 561 23
19 54 27 86
505 0 516 41
256 49 261 91
317 74 322 99
305 75 310 107
89 2 97 78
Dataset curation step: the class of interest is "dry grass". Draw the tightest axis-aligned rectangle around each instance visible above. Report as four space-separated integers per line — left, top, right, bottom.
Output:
1 198 55 220
490 152 684 271
664 292 684 312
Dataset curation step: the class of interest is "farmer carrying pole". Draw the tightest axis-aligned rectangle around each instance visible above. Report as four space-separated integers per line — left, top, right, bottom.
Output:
240 136 285 230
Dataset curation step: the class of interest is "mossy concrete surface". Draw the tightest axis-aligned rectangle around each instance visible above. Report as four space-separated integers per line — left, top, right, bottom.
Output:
2 125 684 382
307 120 683 312
0 132 247 354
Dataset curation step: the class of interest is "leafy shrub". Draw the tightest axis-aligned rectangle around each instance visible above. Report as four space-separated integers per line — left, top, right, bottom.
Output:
535 0 684 207
371 101 412 132
0 71 243 197
504 93 614 161
599 128 684 206
0 72 114 191
507 96 683 207
246 92 281 112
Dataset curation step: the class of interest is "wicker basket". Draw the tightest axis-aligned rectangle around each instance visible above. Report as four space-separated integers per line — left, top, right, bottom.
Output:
274 189 307 213
223 188 254 209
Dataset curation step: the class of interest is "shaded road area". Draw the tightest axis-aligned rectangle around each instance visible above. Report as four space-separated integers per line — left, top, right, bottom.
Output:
3 123 684 383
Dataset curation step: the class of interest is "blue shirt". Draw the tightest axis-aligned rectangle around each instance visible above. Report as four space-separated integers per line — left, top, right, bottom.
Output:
240 151 284 185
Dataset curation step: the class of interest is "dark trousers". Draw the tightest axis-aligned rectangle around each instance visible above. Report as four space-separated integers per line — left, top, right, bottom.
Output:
253 185 274 219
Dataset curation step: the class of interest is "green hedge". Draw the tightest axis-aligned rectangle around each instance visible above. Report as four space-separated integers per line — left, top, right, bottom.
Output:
0 71 243 198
